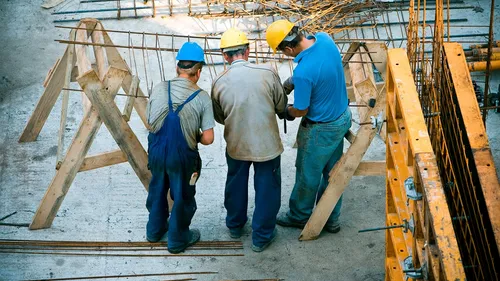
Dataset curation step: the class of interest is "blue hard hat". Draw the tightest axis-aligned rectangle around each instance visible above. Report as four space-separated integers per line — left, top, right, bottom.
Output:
176 42 205 63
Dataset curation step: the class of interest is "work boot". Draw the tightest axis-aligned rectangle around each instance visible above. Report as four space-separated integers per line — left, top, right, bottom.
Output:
276 214 306 229
146 222 169 242
167 229 201 254
251 229 278 252
324 222 341 233
229 227 243 239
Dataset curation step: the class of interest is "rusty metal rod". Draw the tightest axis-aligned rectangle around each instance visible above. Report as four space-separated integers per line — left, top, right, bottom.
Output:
0 246 242 251
23 271 216 281
0 223 29 227
0 211 17 222
0 239 242 247
0 250 244 257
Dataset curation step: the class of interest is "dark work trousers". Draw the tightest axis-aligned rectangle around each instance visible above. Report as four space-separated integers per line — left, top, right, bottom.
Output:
146 81 202 249
225 152 281 247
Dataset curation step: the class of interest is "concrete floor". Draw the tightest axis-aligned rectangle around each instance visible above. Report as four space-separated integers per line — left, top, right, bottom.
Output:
0 0 499 280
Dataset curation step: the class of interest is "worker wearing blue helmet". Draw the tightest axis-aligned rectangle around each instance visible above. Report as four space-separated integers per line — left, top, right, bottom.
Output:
146 42 215 253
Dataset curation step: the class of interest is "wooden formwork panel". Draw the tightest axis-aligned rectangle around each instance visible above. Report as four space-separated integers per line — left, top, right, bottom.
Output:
385 49 465 280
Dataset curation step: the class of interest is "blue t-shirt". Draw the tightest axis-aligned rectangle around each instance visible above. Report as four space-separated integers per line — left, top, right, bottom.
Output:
293 32 348 122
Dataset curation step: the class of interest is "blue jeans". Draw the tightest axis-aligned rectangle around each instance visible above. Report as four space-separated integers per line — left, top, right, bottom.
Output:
287 109 352 226
225 153 281 247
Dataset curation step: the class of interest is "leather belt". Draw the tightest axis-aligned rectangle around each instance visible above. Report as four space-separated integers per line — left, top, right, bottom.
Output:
301 118 327 127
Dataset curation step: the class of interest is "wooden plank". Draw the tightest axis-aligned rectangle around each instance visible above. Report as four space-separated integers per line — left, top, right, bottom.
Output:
43 58 60 88
41 0 65 8
100 27 149 128
75 24 93 114
365 43 388 81
79 150 127 172
299 86 386 241
90 22 109 81
56 31 77 169
123 74 149 129
346 81 384 101
19 47 69 142
122 76 139 122
29 66 126 230
78 68 151 189
354 161 385 176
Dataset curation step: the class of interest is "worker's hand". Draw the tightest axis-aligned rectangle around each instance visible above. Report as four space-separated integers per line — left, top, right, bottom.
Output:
284 104 295 121
283 76 294 95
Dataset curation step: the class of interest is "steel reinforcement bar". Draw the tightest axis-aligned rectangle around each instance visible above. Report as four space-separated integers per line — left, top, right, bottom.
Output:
385 49 465 280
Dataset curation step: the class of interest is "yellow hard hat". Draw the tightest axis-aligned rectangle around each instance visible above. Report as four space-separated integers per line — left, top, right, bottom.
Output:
265 19 295 53
220 28 249 50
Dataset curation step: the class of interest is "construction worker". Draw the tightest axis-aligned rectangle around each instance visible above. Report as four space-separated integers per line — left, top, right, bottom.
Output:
266 20 352 234
146 42 215 253
211 28 288 252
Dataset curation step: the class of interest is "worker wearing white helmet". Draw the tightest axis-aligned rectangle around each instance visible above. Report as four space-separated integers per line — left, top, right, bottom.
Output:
266 20 351 234
211 28 288 252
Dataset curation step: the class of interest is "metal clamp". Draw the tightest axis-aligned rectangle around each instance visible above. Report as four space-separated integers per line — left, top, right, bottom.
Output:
370 112 385 134
405 177 422 201
403 255 427 280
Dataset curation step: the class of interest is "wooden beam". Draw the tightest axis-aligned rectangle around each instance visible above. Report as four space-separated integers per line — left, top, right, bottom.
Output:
90 22 109 81
75 24 92 114
19 47 69 142
354 161 385 176
78 67 151 189
79 150 127 172
346 81 384 101
41 0 65 8
99 26 150 128
122 76 139 122
56 30 77 169
29 66 126 230
299 86 386 241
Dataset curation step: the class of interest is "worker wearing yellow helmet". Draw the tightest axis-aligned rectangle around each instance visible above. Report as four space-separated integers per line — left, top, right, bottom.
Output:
212 28 288 252
266 20 352 234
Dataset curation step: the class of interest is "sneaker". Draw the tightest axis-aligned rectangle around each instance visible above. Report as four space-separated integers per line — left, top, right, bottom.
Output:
167 229 201 254
276 214 306 229
251 229 278 252
229 227 243 239
324 223 341 233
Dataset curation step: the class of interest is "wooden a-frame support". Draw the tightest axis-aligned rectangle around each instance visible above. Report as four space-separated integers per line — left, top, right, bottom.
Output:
299 43 387 240
19 19 169 230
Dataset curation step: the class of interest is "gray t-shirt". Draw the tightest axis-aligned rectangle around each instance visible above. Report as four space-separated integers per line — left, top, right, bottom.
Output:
146 78 215 150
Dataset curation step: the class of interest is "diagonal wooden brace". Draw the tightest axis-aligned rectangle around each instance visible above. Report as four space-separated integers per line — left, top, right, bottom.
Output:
19 47 70 143
299 86 386 241
78 68 152 189
29 67 126 230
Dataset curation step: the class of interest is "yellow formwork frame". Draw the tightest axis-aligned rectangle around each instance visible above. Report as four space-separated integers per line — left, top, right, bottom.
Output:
385 49 465 280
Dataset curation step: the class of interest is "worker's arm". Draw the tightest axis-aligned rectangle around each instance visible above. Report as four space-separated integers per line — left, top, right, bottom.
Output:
283 76 294 95
272 72 287 115
199 128 214 145
199 92 216 145
291 75 312 118
211 85 225 125
288 106 308 117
